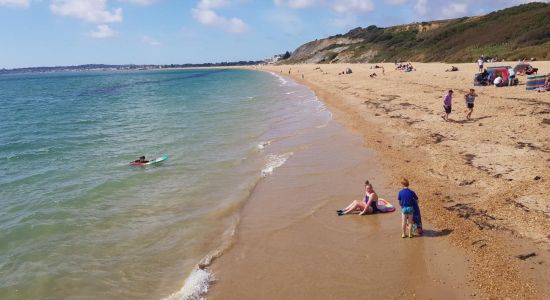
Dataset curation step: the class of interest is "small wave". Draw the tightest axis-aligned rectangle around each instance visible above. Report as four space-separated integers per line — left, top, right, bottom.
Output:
257 140 272 150
261 152 293 177
285 91 297 95
164 268 211 300
163 225 237 300
268 72 288 85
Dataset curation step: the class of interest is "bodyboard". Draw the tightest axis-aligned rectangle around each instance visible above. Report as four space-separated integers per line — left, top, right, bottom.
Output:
376 199 396 213
146 156 168 165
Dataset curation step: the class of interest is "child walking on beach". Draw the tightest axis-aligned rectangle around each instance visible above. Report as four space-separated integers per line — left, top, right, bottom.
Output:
464 89 478 120
398 178 418 238
441 90 453 121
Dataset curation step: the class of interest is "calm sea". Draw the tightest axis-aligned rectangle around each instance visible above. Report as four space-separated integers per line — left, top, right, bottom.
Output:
0 68 330 299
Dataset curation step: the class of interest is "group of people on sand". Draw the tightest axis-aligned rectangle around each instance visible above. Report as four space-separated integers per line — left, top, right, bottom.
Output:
337 178 421 238
395 62 415 72
338 68 353 75
440 89 478 121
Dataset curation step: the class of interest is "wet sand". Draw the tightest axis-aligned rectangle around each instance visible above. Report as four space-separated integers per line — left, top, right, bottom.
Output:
209 117 477 298
246 62 550 299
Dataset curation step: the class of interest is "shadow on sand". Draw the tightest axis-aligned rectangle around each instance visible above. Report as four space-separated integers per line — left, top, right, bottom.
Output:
421 229 453 237
449 115 492 124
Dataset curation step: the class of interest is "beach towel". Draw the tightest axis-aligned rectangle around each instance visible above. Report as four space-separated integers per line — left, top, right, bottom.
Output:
412 200 423 235
526 75 546 90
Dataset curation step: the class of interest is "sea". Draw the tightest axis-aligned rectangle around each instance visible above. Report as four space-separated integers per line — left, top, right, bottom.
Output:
0 68 331 299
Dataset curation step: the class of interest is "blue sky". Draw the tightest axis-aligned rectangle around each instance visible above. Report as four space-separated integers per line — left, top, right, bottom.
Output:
0 0 544 68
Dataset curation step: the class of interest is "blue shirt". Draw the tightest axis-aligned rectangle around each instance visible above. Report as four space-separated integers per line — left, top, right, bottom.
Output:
398 188 418 207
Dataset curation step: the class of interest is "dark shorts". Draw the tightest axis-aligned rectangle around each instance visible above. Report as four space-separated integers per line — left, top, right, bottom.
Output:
444 105 452 114
467 103 474 109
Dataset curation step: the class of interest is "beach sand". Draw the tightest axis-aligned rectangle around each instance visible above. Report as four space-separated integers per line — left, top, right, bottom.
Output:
210 62 549 299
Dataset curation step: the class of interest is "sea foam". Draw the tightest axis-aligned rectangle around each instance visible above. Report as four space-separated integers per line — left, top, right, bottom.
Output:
164 268 211 300
261 152 293 177
268 72 288 85
257 140 272 150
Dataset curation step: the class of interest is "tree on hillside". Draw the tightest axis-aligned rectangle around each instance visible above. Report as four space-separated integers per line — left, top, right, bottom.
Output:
282 51 291 59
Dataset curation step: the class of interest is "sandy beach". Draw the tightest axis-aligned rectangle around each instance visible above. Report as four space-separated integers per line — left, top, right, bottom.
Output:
209 62 550 299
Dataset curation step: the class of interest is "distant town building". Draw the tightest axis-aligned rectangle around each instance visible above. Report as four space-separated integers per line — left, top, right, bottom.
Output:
263 54 284 65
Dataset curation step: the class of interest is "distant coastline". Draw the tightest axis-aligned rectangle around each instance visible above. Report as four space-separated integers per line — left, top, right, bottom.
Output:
0 61 263 75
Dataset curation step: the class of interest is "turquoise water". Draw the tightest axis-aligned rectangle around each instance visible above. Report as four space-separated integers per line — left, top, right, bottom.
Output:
0 69 330 299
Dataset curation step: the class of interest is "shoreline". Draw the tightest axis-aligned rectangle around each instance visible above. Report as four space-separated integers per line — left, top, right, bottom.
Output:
208 70 480 299
253 62 550 298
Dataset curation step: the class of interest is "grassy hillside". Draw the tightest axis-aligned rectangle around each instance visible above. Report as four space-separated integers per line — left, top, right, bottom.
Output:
285 2 550 64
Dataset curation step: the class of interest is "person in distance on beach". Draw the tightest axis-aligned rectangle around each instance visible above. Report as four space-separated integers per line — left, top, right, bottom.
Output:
464 89 478 120
477 57 484 72
441 90 453 121
494 75 504 87
337 180 379 216
398 178 418 238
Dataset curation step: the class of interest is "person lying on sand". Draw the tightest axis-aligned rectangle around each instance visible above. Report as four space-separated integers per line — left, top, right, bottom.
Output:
337 180 379 216
445 66 458 72
369 73 377 78
525 65 538 75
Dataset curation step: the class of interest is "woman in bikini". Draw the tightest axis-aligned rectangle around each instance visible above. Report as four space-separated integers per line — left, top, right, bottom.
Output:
338 180 379 215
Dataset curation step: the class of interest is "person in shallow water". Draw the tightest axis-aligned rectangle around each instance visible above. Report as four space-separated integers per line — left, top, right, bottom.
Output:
133 156 150 164
337 180 380 215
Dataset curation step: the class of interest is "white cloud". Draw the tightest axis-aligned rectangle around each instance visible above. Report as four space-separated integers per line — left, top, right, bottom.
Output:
90 24 115 38
440 3 468 18
385 0 407 4
197 0 233 9
275 0 376 14
119 0 157 5
414 0 428 15
192 8 247 33
332 0 374 13
192 0 248 33
50 0 123 23
142 35 161 46
273 0 318 9
0 0 29 8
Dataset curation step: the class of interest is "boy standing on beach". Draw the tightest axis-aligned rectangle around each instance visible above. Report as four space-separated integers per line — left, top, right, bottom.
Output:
464 89 478 120
398 178 418 238
477 57 484 72
441 90 453 121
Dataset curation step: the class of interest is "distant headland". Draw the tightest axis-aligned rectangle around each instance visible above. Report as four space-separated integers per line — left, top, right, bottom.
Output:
0 61 263 75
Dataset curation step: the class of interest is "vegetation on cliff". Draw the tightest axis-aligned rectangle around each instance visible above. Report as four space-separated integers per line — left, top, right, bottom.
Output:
285 2 550 64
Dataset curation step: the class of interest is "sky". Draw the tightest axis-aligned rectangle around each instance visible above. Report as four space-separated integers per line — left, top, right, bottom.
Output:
0 0 546 68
